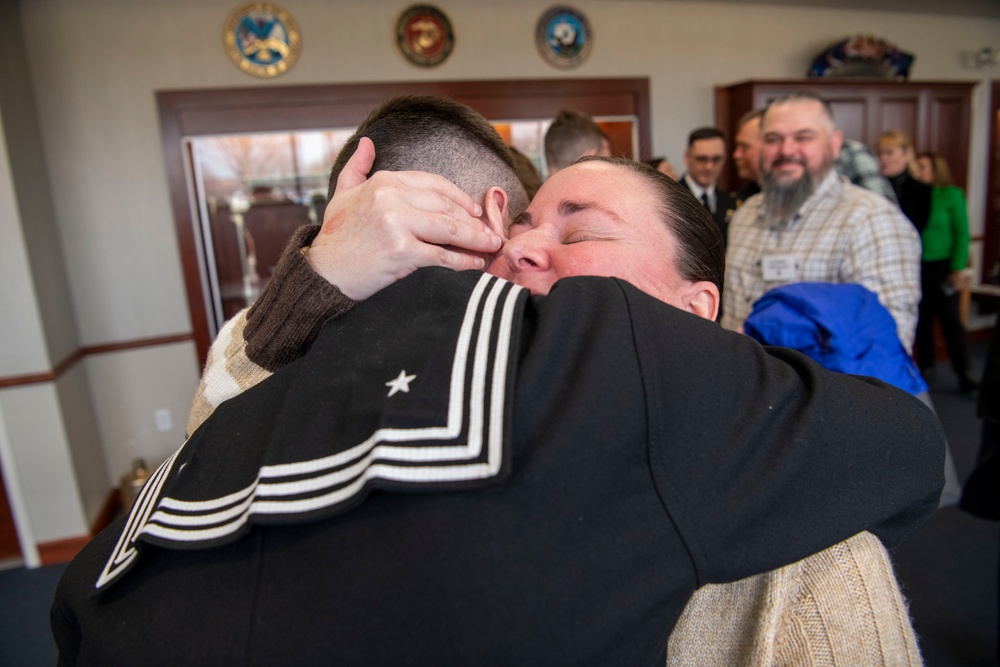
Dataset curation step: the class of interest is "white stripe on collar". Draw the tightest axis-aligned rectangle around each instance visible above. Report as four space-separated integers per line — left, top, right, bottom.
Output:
96 273 522 590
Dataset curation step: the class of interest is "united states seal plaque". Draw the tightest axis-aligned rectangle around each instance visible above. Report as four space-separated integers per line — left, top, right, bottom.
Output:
536 6 592 69
224 3 301 78
396 5 454 68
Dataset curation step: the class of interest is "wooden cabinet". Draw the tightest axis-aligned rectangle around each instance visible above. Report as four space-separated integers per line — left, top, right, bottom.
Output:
715 79 976 193
985 81 1000 288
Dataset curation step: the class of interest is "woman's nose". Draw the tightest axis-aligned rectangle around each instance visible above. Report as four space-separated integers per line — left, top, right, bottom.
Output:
503 230 552 272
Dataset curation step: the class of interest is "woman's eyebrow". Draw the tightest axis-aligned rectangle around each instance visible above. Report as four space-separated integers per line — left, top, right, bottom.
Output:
559 199 625 225
511 211 532 226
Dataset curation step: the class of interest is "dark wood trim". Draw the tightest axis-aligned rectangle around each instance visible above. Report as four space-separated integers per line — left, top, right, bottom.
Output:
157 79 652 366
0 369 60 389
51 349 85 379
80 332 193 357
159 89 212 377
0 459 21 561
90 488 122 536
0 333 194 389
38 535 90 565
0 349 85 388
983 81 999 286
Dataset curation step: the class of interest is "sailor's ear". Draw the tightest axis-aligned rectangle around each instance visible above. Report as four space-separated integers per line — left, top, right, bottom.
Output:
484 187 509 237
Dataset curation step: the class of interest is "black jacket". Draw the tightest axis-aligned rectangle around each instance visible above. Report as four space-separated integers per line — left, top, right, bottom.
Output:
888 171 932 233
678 175 736 243
53 269 944 666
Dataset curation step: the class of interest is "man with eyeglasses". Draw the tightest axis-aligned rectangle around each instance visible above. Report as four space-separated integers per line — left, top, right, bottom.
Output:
678 127 735 244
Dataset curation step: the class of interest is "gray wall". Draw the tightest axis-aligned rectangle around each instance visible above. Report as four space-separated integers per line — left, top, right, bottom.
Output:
2 0 998 550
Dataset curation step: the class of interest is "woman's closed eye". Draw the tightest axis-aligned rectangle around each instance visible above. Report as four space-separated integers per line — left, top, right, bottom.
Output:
563 231 598 244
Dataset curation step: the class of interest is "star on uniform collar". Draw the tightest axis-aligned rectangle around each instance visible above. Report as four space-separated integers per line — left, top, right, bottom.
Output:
385 370 417 397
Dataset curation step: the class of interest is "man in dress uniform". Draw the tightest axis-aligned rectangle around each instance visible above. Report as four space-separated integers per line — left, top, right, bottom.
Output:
52 97 942 666
677 127 737 243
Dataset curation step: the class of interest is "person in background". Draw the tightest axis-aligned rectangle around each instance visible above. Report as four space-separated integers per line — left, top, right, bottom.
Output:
878 129 931 234
724 93 962 505
646 156 678 181
509 146 543 201
724 92 921 351
914 153 939 187
959 322 999 661
678 127 736 242
836 138 898 204
913 151 978 391
961 322 999 518
731 109 763 205
543 109 610 177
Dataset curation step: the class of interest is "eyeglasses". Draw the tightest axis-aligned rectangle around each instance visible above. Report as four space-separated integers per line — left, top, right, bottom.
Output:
691 155 725 165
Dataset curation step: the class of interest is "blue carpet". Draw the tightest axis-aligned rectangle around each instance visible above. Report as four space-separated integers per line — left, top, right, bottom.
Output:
0 563 65 666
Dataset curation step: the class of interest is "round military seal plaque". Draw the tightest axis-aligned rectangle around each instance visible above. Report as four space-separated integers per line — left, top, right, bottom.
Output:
536 6 592 69
396 5 455 68
224 3 301 78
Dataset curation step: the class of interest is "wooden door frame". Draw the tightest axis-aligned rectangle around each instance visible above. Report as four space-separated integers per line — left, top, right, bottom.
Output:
983 81 1000 285
158 78 652 366
0 462 23 562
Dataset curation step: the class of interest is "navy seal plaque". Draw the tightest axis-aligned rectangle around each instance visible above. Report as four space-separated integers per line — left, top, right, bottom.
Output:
536 6 592 69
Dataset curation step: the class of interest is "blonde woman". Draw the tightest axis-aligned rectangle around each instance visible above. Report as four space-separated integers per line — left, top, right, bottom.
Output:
877 129 931 234
914 152 977 391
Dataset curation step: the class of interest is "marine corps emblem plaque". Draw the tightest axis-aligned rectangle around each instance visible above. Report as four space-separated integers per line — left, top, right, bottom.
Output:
396 5 455 68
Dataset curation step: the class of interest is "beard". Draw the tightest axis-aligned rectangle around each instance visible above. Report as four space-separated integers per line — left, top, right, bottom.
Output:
761 155 833 226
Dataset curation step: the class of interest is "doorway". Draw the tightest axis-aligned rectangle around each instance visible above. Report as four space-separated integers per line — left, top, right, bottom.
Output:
158 79 652 366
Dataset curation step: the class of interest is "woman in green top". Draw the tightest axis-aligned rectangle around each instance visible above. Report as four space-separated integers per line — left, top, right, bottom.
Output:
915 152 977 391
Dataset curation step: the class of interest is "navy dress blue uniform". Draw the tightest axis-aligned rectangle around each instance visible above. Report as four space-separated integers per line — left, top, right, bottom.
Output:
52 268 944 666
678 176 737 243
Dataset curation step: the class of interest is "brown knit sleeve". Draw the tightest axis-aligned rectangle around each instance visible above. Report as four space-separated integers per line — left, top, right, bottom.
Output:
244 224 357 371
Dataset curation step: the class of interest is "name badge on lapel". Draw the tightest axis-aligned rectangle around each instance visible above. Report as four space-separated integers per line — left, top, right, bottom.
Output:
762 254 799 282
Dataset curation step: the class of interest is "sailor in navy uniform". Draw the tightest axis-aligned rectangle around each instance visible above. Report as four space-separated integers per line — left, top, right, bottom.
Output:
52 267 943 666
